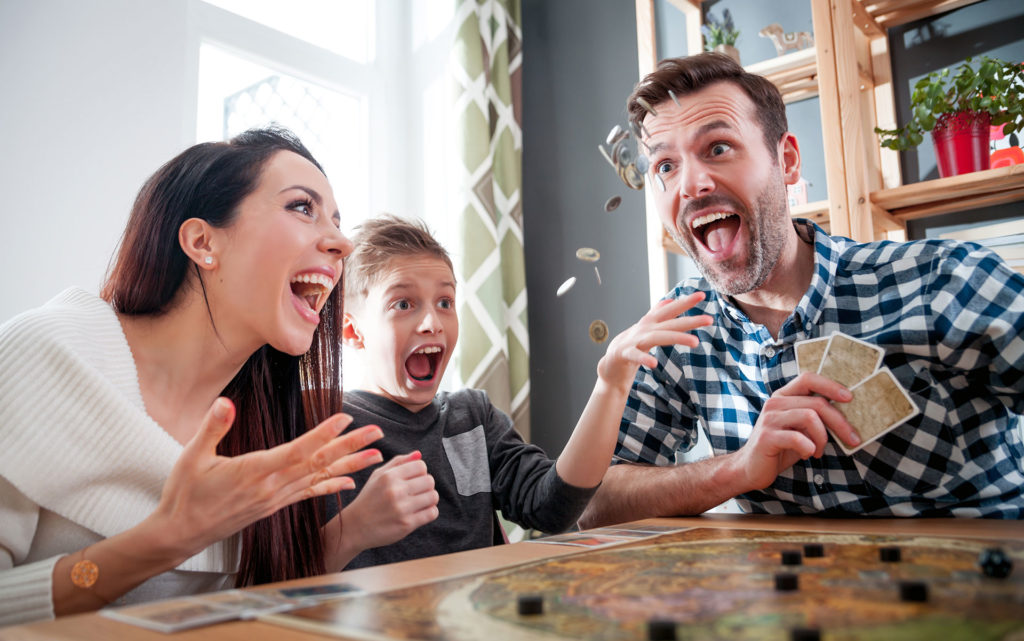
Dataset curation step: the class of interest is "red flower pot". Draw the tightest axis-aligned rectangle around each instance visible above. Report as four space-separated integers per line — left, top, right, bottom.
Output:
931 111 991 178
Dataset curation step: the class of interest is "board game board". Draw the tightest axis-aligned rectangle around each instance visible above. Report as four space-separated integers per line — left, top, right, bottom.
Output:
263 528 1024 640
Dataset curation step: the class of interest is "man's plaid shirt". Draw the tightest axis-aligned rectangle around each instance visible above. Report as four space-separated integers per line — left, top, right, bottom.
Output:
617 220 1024 517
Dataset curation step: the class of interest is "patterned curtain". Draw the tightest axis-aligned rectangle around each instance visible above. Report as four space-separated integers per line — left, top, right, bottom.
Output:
450 0 530 440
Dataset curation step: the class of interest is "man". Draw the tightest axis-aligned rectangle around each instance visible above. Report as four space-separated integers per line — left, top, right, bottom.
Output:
580 53 1024 525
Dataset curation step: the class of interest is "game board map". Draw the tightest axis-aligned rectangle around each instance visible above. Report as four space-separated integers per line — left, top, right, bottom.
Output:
261 528 1023 641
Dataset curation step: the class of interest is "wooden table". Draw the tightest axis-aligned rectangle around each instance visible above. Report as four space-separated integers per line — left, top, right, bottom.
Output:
2 514 1021 640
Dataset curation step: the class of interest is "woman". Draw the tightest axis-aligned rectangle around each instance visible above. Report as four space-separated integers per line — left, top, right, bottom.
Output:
0 127 382 626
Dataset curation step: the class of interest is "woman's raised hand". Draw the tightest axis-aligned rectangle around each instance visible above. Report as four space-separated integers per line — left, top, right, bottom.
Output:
154 397 383 557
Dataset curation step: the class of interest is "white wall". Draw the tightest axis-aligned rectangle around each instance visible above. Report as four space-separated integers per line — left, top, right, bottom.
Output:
0 0 195 321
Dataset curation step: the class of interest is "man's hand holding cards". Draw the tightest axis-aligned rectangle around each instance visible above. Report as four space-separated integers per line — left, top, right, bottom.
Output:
795 332 919 455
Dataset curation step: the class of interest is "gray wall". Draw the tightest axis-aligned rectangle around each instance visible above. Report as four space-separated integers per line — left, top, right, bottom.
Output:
521 0 649 456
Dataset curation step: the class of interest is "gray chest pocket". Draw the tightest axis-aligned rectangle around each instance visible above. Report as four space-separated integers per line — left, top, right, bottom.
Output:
442 425 491 496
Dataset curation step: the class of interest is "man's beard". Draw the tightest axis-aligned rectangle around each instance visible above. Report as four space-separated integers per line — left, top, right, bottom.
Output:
669 172 790 296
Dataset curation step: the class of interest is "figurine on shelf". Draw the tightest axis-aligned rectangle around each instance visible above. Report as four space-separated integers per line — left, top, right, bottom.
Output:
759 23 813 57
702 10 740 65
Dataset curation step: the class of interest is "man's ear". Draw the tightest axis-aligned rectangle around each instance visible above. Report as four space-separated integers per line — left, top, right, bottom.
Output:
179 218 218 269
779 132 802 186
342 311 364 349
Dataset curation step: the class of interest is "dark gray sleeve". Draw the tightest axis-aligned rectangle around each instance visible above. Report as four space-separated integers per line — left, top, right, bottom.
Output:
481 395 598 534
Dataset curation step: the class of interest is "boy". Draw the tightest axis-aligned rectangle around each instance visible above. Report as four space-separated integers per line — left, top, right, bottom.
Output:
327 215 710 569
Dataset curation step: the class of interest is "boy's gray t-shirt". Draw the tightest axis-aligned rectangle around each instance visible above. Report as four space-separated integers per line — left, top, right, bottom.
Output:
334 389 597 569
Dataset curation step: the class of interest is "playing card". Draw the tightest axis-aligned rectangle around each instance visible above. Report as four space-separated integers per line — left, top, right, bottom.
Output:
794 336 830 375
817 333 884 388
831 367 920 454
101 598 237 633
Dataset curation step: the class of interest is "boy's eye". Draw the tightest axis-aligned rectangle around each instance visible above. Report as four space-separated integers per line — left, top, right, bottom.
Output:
709 142 731 157
438 298 454 310
394 300 412 311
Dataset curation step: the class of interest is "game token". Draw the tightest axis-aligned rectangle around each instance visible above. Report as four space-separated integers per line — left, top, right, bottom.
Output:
556 277 576 297
880 546 902 563
576 247 600 262
648 619 677 641
774 573 798 591
791 628 821 641
604 195 622 212
899 581 928 602
781 550 802 566
979 547 1013 578
803 543 824 558
516 594 544 615
589 320 609 344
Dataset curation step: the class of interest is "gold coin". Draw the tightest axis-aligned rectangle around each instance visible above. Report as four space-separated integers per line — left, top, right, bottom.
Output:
576 247 600 262
589 319 609 344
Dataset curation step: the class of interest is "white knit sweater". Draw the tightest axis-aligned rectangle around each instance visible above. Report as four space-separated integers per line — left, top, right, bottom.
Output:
0 289 238 627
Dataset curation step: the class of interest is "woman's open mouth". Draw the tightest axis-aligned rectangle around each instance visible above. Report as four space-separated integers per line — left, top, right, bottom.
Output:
289 273 332 314
406 346 444 382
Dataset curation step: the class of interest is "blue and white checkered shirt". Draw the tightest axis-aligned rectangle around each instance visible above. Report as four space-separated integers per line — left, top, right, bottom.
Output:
617 220 1024 518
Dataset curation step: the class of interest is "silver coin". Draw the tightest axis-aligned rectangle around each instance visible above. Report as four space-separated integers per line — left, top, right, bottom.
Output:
576 247 600 262
614 141 633 166
605 125 627 146
654 174 666 192
636 97 658 116
604 195 621 212
597 144 617 170
635 154 650 174
668 89 680 107
588 319 609 344
556 276 576 297
594 265 602 285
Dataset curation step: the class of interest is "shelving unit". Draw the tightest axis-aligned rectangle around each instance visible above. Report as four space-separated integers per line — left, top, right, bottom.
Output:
636 0 1024 298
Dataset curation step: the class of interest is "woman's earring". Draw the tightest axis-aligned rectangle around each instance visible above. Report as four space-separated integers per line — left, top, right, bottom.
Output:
204 256 214 265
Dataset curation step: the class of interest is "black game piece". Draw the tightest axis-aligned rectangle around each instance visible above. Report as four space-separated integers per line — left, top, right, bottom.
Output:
517 594 544 615
803 543 824 558
781 550 803 566
899 581 928 602
880 546 902 562
791 627 821 641
775 573 799 591
979 547 1013 579
648 619 677 641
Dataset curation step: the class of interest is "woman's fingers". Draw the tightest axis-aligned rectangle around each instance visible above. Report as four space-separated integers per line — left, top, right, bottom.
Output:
179 397 236 464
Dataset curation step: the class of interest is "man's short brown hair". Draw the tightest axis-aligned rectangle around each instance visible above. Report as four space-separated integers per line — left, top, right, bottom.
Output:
344 214 454 306
628 52 788 153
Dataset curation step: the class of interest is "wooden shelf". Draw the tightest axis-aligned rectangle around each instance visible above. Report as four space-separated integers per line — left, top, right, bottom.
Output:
745 48 818 104
854 0 985 34
872 165 1024 221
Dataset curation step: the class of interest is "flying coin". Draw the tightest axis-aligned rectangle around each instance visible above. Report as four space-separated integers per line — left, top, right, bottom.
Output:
589 319 609 344
636 97 658 117
576 247 600 262
594 266 602 285
604 195 621 212
635 154 650 174
654 174 666 192
556 276 576 297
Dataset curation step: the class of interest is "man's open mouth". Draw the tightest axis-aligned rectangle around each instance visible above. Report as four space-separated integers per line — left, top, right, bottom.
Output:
691 211 740 252
289 273 332 312
406 346 443 382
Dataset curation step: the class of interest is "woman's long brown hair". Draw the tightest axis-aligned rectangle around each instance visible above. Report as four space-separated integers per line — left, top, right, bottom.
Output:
101 126 341 586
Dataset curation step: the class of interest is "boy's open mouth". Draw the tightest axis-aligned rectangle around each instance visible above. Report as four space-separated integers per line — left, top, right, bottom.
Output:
406 346 443 382
691 212 740 252
290 273 332 312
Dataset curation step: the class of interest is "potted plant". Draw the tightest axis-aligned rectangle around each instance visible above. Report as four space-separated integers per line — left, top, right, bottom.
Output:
702 10 740 65
875 56 1024 178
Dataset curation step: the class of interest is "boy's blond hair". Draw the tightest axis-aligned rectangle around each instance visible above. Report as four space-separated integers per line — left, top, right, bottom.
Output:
344 214 454 306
